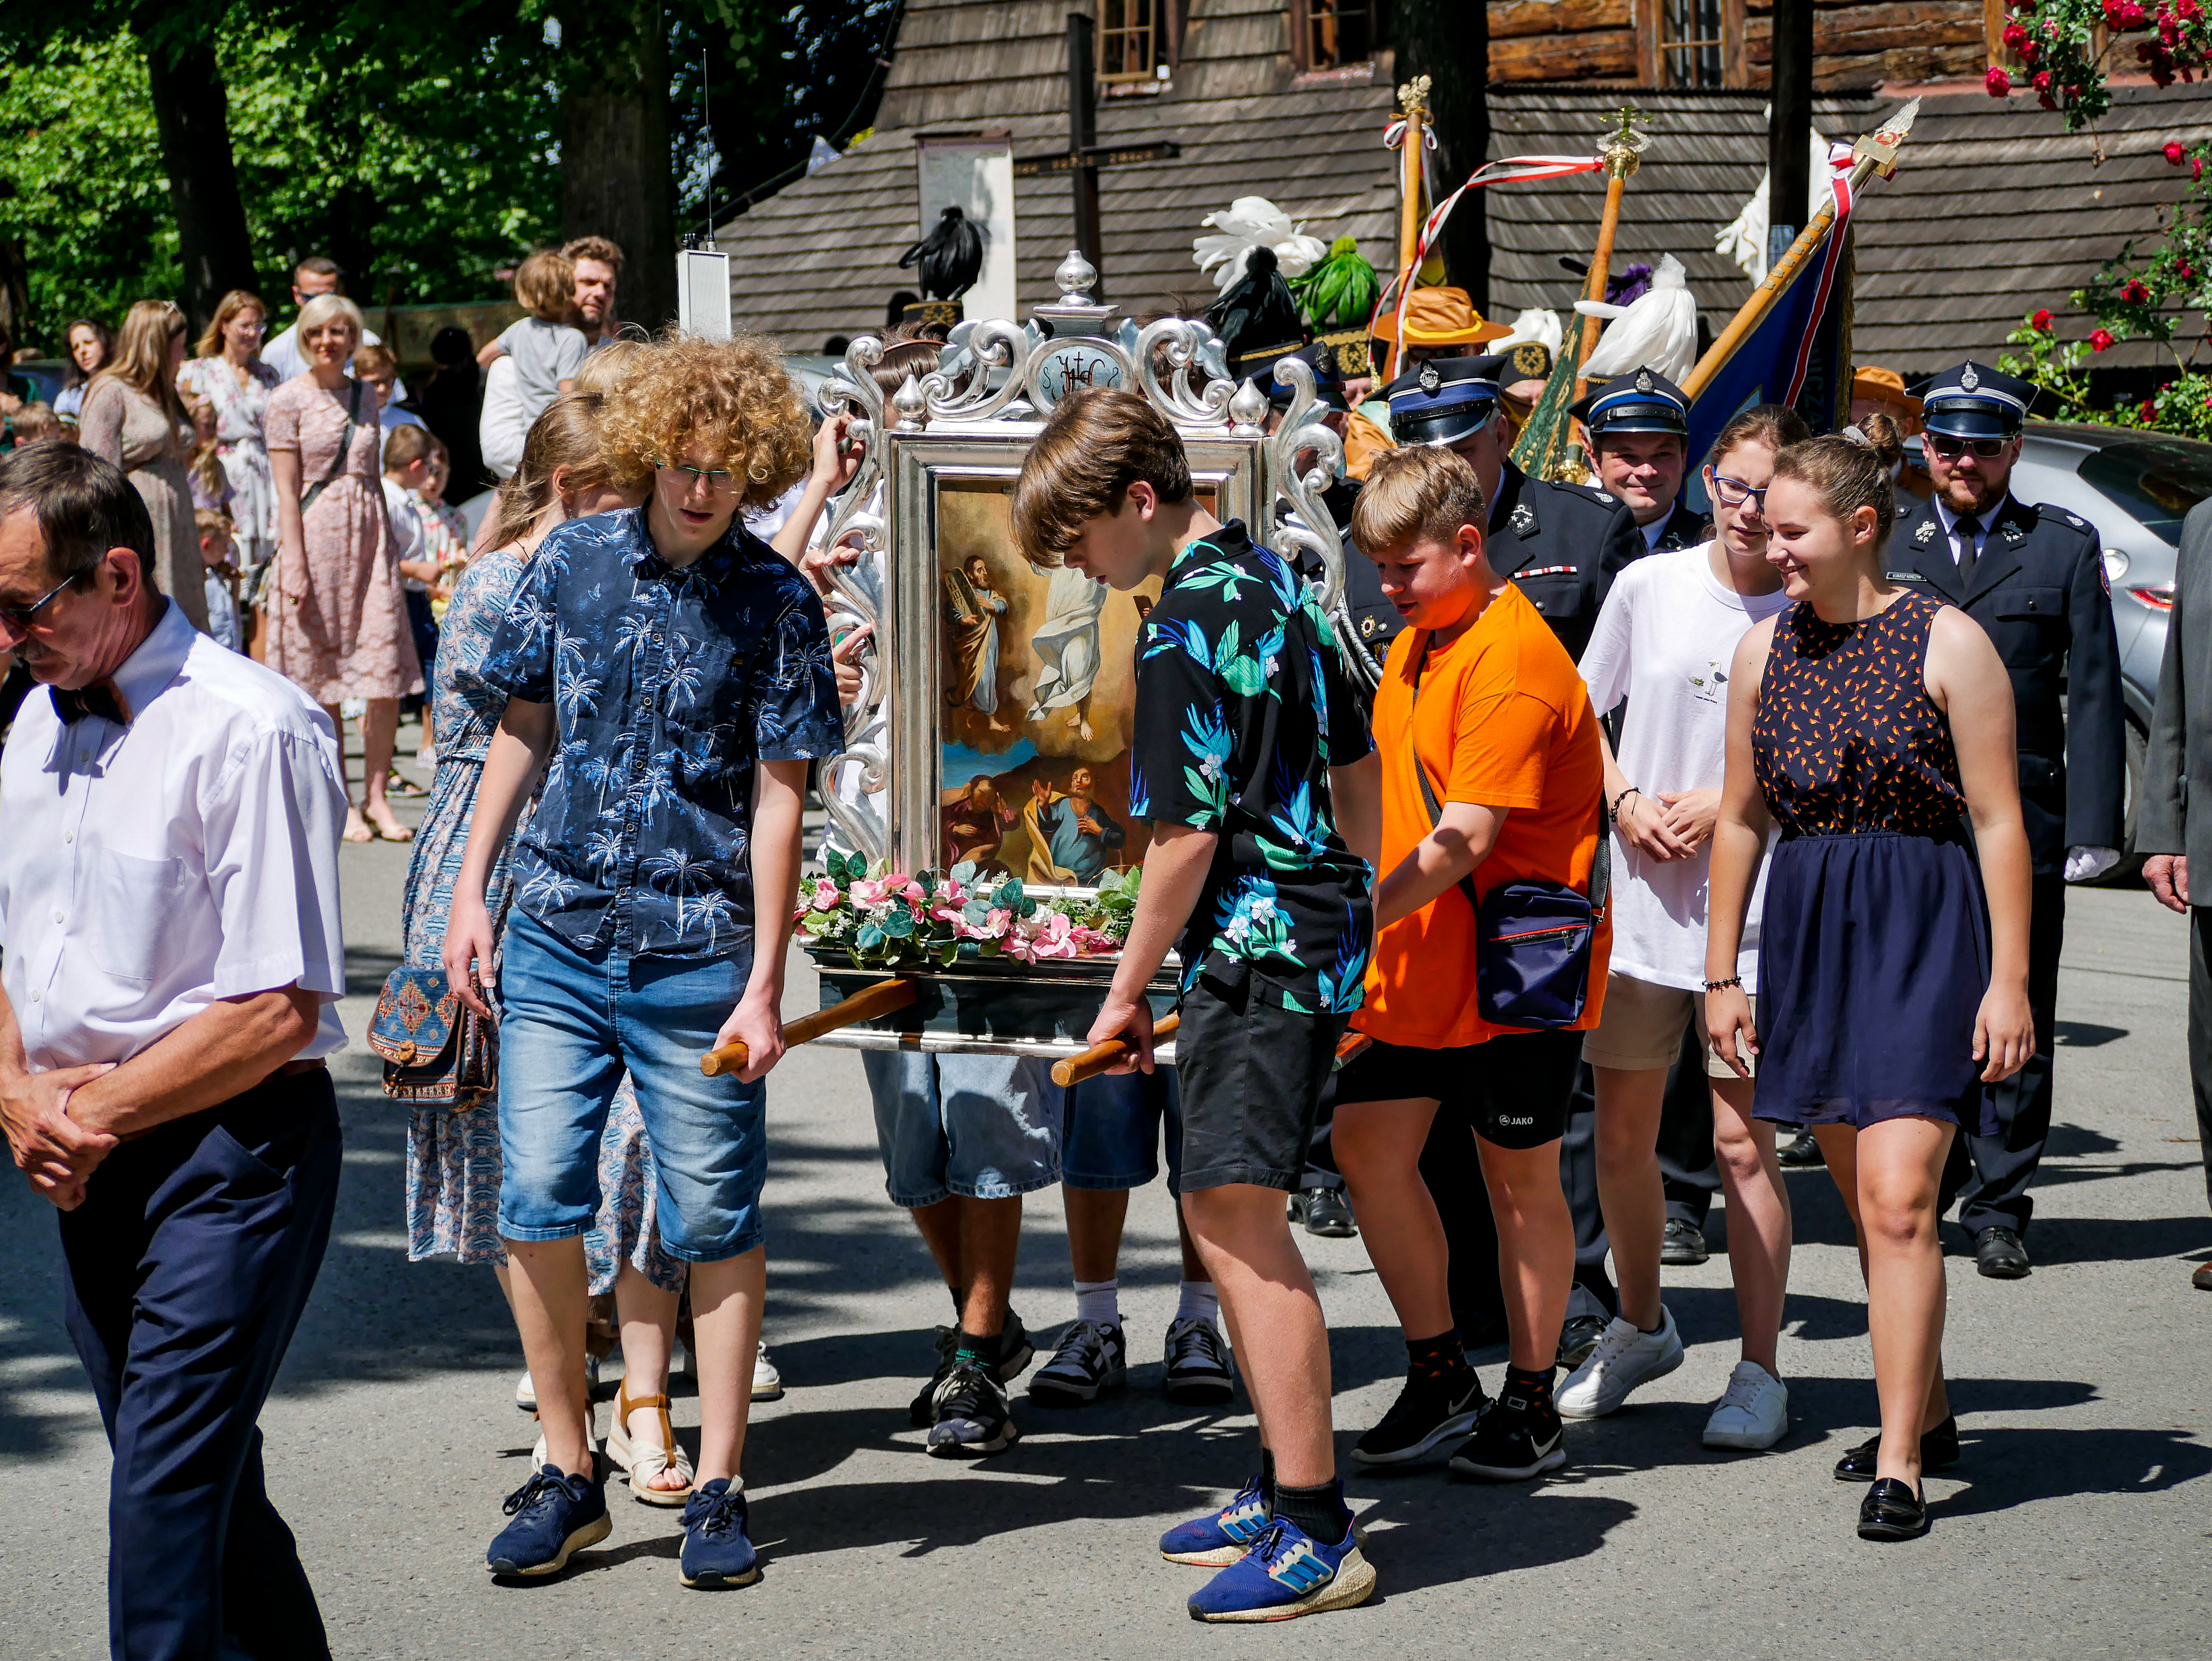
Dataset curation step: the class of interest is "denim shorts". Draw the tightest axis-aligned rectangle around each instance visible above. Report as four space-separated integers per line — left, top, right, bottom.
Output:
497 911 767 1264
1062 1068 1184 1194
861 1050 1063 1208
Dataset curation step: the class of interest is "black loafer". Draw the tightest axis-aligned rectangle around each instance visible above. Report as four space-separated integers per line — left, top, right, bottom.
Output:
1299 1186 1358 1239
1834 1415 1959 1482
1974 1225 2031 1280
1778 1130 1825 1168
1660 1217 1710 1265
1857 1477 1929 1540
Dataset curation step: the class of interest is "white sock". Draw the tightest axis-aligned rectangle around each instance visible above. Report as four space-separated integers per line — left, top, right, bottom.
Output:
1074 1278 1119 1326
1177 1280 1219 1325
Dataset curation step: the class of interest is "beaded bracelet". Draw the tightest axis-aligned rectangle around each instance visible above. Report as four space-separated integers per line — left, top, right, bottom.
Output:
1609 786 1641 822
1702 975 1743 993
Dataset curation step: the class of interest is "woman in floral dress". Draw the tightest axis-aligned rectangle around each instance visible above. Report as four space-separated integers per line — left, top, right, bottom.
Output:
178 289 283 577
398 393 696 1503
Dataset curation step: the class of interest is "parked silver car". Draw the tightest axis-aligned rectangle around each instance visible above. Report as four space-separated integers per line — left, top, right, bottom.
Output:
1999 422 2212 871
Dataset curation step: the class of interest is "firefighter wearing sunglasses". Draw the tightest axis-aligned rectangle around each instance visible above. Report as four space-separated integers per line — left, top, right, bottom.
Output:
1888 360 2126 1284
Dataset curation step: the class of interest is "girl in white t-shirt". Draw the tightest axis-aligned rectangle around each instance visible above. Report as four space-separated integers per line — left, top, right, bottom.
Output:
1562 404 1810 1450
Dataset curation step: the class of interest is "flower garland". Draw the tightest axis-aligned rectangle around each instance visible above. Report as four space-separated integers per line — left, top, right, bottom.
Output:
796 849 1139 971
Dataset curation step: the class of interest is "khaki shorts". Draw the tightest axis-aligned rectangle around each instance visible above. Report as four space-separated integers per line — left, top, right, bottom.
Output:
1582 971 1749 1079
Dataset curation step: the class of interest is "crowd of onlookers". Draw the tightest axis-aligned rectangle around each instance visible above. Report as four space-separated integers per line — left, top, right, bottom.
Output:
0 236 632 843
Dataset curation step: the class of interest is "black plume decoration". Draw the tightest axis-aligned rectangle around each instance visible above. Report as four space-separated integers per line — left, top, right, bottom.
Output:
1203 245 1304 364
897 205 987 301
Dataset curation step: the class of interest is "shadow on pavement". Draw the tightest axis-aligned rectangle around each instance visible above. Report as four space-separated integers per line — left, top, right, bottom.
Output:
1938 1425 2212 1519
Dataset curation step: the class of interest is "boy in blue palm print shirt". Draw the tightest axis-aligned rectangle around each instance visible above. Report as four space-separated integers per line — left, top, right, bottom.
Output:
445 338 842 1591
1011 389 1381 1624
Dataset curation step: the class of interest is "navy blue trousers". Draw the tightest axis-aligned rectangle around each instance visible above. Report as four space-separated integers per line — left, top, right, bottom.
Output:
59 1069 341 1661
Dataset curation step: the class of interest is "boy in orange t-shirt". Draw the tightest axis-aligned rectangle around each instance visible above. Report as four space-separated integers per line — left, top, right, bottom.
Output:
1332 444 1610 1484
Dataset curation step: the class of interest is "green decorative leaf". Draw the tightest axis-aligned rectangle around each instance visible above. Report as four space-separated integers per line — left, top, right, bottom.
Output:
855 923 884 952
951 860 978 884
882 909 915 939
800 910 839 933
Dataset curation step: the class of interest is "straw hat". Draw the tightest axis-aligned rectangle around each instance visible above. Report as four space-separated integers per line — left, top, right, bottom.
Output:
1369 286 1512 347
1851 365 1923 415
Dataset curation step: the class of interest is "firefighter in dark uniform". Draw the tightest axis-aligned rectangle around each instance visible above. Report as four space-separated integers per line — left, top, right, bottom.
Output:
1381 354 1644 1354
1567 367 1730 1269
1571 368 1709 555
1891 360 2126 1279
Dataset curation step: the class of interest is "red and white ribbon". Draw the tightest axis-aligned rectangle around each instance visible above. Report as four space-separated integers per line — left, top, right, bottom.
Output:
1781 143 1859 406
1369 152 1609 359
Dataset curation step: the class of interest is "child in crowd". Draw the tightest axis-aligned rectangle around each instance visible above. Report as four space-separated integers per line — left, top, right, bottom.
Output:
184 393 232 516
356 342 427 433
8 402 62 447
195 506 244 652
445 334 840 1589
383 424 453 755
480 249 589 425
1014 387 1381 1623
1330 443 1609 1485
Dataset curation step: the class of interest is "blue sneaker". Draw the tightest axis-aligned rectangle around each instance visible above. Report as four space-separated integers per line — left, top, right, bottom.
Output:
1187 1511 1376 1623
1158 1474 1271 1566
680 1478 760 1588
486 1464 610 1577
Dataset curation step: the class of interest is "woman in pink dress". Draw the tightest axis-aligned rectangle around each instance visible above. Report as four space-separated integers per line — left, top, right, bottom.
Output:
266 292 422 843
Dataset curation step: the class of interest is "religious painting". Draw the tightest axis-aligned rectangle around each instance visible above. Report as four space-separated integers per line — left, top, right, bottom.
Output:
933 480 1168 886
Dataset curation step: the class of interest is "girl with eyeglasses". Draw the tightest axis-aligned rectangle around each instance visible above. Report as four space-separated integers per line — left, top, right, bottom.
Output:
1563 404 1809 1447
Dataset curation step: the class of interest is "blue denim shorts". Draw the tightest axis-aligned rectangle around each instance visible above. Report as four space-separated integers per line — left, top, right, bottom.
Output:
497 911 767 1264
860 1050 1063 1208
1061 1067 1183 1194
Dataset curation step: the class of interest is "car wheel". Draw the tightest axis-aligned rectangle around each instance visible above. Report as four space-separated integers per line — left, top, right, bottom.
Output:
2082 717 2147 886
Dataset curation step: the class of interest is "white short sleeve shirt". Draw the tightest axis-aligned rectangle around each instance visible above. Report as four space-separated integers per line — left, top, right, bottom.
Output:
1 601 350 1070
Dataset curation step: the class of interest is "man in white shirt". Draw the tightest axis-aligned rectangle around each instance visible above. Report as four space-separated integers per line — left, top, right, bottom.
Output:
0 445 349 1659
263 255 402 396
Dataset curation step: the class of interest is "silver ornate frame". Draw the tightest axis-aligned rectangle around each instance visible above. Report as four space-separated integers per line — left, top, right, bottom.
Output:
809 249 1365 882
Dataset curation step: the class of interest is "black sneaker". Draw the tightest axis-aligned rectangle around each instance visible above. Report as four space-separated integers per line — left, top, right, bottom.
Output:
1300 1187 1358 1239
926 1362 1019 1457
1030 1319 1127 1407
1660 1217 1710 1265
1448 1386 1566 1482
908 1309 1035 1427
1351 1372 1488 1467
1778 1130 1825 1168
1164 1315 1236 1406
1555 1313 1608 1372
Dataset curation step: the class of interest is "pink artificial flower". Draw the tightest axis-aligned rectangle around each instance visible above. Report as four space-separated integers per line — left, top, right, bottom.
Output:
848 877 885 909
2091 328 2118 351
808 877 842 911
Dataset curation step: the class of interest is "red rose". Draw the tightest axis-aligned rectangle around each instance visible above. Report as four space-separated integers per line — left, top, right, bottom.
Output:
2169 139 2189 164
1986 65 2015 97
2142 398 2160 420
2032 307 2055 331
2181 262 2197 278
2091 328 2118 351
2195 158 2205 180
2122 278 2152 302
2032 69 2053 90
2183 0 2203 20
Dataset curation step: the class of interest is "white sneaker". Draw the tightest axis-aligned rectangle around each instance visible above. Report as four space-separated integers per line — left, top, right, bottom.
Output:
514 1366 536 1412
531 1398 601 1467
753 1340 784 1402
1702 1360 1789 1450
672 1337 693 1379
1556 1309 1684 1418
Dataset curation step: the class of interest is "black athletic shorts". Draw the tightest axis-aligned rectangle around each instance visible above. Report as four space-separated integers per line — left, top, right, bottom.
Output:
1334 1027 1584 1150
1173 962 1349 1192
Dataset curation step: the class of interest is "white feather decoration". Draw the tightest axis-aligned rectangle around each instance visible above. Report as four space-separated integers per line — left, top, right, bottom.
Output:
1192 196 1330 293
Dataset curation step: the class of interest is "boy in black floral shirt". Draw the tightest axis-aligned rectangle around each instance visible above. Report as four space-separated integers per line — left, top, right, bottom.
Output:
1011 388 1381 1623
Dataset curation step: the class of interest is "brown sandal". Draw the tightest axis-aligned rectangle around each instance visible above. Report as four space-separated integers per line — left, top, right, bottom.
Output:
604 1383 694 1506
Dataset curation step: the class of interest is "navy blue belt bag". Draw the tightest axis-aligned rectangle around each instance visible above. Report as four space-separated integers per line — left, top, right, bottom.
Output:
1410 674 1609 1030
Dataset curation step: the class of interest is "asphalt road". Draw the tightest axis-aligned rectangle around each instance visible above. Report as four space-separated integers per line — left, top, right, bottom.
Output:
2 751 2207 1659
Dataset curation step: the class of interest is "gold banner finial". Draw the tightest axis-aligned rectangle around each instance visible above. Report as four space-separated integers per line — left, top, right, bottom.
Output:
1601 103 1649 181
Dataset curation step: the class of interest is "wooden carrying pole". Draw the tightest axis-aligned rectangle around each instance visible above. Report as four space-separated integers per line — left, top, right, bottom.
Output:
1681 99 1921 403
700 977 919 1077
1051 1012 1181 1088
1388 75 1431 383
1573 106 1646 394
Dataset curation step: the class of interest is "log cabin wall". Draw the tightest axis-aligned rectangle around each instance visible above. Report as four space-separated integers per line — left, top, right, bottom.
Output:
1487 0 1997 92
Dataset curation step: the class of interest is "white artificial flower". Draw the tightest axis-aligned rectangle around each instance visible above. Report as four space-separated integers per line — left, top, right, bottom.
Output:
1192 197 1329 294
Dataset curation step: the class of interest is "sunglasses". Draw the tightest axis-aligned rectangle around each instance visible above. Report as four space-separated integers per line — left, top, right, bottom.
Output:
0 567 85 630
1707 472 1769 510
1926 434 2010 460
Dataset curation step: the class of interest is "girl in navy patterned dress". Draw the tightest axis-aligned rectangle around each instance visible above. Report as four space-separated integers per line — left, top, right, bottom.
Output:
1703 425 2036 1542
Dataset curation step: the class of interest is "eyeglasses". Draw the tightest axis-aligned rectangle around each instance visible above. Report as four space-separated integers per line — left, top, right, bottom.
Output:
0 569 84 630
1708 472 1769 510
661 461 736 491
1926 434 2010 460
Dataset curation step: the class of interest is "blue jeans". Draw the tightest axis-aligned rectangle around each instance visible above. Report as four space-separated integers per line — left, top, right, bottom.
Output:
1062 1068 1184 1194
861 1050 1063 1207
498 911 767 1263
